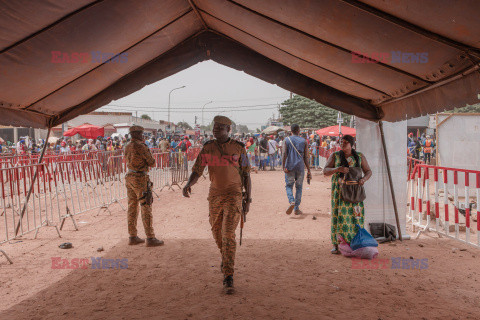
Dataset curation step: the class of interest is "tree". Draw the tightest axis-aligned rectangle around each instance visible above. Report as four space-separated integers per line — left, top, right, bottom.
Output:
237 124 249 134
140 114 152 120
449 103 480 113
279 95 351 128
177 121 192 130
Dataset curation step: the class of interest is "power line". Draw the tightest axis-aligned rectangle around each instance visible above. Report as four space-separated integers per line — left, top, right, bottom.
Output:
99 106 279 113
131 96 290 105
103 103 280 110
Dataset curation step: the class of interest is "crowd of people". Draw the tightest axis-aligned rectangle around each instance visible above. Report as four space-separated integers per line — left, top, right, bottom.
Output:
407 132 436 164
235 133 340 172
0 132 341 169
0 134 206 155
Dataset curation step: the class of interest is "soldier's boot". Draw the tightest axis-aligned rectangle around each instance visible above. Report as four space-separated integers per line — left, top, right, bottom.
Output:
146 238 164 247
223 275 234 294
128 236 145 245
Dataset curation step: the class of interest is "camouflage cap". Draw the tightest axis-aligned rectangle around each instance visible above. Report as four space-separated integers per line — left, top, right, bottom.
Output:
213 115 232 126
129 125 144 133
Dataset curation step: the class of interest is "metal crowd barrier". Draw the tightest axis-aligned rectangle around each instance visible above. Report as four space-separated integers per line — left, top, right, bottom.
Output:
309 146 339 169
408 163 480 248
0 148 202 264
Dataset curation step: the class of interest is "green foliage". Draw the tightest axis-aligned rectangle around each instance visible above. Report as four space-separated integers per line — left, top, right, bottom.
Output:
450 103 480 113
279 95 351 128
177 121 192 130
236 124 249 134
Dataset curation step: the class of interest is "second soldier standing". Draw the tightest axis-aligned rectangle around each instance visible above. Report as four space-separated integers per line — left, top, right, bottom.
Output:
124 125 164 247
183 115 251 294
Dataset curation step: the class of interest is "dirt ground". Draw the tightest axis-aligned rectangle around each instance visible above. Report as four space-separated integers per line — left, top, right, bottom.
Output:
1 170 479 320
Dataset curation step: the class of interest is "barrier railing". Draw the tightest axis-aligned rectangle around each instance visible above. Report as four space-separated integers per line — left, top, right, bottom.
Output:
408 163 480 248
407 156 424 180
310 146 339 169
0 148 199 263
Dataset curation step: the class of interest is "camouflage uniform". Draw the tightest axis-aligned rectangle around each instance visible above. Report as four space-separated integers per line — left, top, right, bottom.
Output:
125 134 156 238
192 138 250 276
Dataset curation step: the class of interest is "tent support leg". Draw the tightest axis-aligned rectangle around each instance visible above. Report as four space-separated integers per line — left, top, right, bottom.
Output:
378 121 403 241
15 127 51 236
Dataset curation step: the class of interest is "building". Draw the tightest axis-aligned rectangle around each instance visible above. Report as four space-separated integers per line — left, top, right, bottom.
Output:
0 126 48 144
51 112 168 138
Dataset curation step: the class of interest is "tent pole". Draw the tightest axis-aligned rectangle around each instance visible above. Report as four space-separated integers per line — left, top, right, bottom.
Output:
15 127 52 236
378 121 403 241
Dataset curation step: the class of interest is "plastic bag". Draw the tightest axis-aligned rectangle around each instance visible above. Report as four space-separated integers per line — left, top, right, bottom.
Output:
350 224 378 250
337 235 378 260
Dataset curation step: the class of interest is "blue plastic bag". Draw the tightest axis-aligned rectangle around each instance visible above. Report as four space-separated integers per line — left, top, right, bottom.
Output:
350 224 378 250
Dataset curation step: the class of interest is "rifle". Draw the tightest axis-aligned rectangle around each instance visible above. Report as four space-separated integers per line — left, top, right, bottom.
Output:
240 191 247 245
141 180 154 206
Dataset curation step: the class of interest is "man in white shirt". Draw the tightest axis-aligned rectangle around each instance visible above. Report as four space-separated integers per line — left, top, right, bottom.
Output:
268 136 278 171
329 138 337 150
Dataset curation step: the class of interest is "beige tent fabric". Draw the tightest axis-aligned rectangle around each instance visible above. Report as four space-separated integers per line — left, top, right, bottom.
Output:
0 0 479 128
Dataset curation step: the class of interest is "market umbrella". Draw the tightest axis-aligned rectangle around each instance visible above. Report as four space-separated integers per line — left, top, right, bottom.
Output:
316 125 356 137
48 136 59 143
261 126 284 135
63 123 104 139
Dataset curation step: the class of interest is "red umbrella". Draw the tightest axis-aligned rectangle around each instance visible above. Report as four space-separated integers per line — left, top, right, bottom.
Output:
63 124 104 139
316 125 356 137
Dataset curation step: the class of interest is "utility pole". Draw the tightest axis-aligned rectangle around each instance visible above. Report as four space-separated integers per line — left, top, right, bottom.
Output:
201 100 213 126
168 86 186 132
337 111 344 137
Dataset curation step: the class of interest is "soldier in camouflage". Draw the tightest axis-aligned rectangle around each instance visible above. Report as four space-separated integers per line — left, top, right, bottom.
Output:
183 115 252 294
125 125 164 247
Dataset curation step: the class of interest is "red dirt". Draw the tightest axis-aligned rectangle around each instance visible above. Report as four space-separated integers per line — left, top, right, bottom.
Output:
1 170 479 319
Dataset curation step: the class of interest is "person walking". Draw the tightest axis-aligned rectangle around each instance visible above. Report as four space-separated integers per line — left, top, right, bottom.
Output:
423 135 434 164
258 134 268 171
183 115 251 294
268 135 278 170
323 135 372 254
282 124 311 215
124 125 164 247
246 137 258 173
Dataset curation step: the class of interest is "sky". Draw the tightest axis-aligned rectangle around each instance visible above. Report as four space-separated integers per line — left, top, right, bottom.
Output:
98 61 290 130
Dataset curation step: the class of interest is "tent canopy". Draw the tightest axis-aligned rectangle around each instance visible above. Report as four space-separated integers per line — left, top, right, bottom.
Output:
262 126 284 135
316 125 356 137
63 123 105 139
1 0 479 128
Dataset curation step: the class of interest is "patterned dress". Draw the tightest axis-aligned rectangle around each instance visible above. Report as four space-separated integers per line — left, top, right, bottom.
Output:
330 151 365 245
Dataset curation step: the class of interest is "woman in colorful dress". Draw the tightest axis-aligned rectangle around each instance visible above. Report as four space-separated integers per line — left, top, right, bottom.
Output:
323 135 372 254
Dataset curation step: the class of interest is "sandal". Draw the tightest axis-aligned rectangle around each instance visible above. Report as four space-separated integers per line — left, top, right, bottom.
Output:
331 246 340 254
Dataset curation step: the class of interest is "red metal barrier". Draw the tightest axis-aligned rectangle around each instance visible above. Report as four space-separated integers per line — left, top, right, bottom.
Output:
408 163 480 247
